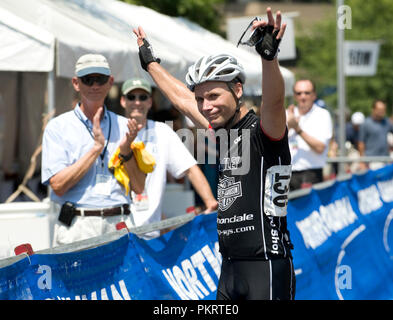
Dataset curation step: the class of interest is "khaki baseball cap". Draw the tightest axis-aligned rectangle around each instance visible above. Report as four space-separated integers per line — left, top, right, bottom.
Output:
121 78 152 95
75 54 111 77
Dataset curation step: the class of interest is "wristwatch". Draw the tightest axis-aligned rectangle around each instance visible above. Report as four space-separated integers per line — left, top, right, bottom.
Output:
119 151 133 164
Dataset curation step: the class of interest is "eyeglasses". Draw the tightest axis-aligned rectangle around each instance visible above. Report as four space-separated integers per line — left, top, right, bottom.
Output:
237 17 264 47
79 75 109 86
294 91 312 96
126 93 149 101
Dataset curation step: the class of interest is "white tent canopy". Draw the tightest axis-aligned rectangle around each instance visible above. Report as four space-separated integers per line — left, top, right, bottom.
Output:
62 0 295 96
0 0 294 95
0 6 54 72
0 0 139 81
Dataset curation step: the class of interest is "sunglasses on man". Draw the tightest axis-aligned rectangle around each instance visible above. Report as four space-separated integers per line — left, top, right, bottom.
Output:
126 93 150 101
294 91 312 96
79 75 110 86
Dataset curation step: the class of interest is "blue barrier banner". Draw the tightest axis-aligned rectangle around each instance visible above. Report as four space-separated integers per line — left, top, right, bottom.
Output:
287 164 393 300
0 215 220 300
1 164 393 300
0 257 34 300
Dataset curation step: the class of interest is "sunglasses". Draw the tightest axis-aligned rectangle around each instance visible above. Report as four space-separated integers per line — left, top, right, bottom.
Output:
237 17 265 47
294 91 312 96
126 93 149 101
79 75 109 86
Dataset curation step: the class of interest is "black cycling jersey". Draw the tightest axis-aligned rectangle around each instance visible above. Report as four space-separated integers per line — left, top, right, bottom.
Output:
216 110 293 260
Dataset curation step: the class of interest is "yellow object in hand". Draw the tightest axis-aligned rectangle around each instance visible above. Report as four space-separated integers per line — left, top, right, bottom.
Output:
131 141 155 174
108 148 130 195
108 141 155 194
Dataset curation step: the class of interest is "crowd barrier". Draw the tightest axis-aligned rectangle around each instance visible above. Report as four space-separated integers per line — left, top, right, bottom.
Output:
1 164 393 300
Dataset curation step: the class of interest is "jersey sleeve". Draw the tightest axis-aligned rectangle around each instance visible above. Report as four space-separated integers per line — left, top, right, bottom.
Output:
256 121 291 166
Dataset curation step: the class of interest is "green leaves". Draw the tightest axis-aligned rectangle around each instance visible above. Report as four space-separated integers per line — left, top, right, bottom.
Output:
126 0 225 35
296 0 393 115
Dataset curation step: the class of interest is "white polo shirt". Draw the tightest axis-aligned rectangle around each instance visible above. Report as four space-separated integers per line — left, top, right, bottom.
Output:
129 120 197 238
288 104 333 171
41 104 132 208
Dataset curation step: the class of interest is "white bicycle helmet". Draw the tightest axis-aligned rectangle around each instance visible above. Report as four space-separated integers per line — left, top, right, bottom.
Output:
186 54 246 91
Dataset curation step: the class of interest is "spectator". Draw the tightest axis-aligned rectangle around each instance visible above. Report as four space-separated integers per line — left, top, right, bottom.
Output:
358 100 393 170
339 111 365 173
119 77 217 238
286 79 333 190
347 111 365 150
41 54 146 246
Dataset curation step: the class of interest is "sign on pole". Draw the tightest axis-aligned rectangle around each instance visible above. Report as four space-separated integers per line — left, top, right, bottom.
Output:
344 41 380 76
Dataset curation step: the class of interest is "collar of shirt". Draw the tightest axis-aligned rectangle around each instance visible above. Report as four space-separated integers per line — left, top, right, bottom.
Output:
74 103 109 131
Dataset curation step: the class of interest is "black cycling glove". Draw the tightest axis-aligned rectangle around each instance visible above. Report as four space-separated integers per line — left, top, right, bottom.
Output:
255 25 281 61
138 38 161 71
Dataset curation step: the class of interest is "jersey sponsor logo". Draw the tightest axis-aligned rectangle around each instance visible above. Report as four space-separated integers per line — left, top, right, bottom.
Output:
217 225 255 237
217 213 254 225
268 216 281 255
219 157 241 172
218 175 242 211
264 165 292 217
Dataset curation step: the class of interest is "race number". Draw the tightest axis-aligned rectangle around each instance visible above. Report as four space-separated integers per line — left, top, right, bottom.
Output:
264 165 292 217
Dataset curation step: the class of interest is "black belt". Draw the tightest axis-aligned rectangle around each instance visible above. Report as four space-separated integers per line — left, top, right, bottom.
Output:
74 204 130 217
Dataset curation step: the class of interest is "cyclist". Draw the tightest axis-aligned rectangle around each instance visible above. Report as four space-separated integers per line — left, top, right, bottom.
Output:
133 7 295 300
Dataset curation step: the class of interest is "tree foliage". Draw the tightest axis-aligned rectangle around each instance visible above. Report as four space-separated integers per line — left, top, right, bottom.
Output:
296 0 393 116
123 0 225 35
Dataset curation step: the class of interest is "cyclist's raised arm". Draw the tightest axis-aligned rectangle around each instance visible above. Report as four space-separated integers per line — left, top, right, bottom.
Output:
249 8 287 140
133 27 209 129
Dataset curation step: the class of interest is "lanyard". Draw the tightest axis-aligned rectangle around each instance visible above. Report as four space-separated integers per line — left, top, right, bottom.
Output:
74 107 112 168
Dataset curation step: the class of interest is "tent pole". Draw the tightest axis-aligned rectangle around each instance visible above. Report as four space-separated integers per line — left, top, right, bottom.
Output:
47 68 55 114
46 42 56 198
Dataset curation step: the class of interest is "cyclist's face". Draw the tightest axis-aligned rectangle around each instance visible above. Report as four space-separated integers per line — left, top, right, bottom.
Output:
194 81 238 128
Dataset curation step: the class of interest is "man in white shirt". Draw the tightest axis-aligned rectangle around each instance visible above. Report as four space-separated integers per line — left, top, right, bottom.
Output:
42 54 146 246
120 78 218 239
286 79 333 190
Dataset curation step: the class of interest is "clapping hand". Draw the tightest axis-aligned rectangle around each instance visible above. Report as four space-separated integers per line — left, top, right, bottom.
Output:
92 107 106 152
119 118 143 155
286 104 300 131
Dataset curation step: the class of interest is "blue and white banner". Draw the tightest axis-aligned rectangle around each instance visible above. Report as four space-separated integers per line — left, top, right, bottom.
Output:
287 164 393 300
1 165 393 300
0 213 221 300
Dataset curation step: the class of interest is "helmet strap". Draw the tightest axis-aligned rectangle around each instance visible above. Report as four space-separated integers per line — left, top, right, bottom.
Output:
223 82 242 130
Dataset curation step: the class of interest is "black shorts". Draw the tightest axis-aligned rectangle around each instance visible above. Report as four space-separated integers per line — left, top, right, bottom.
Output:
216 257 296 300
